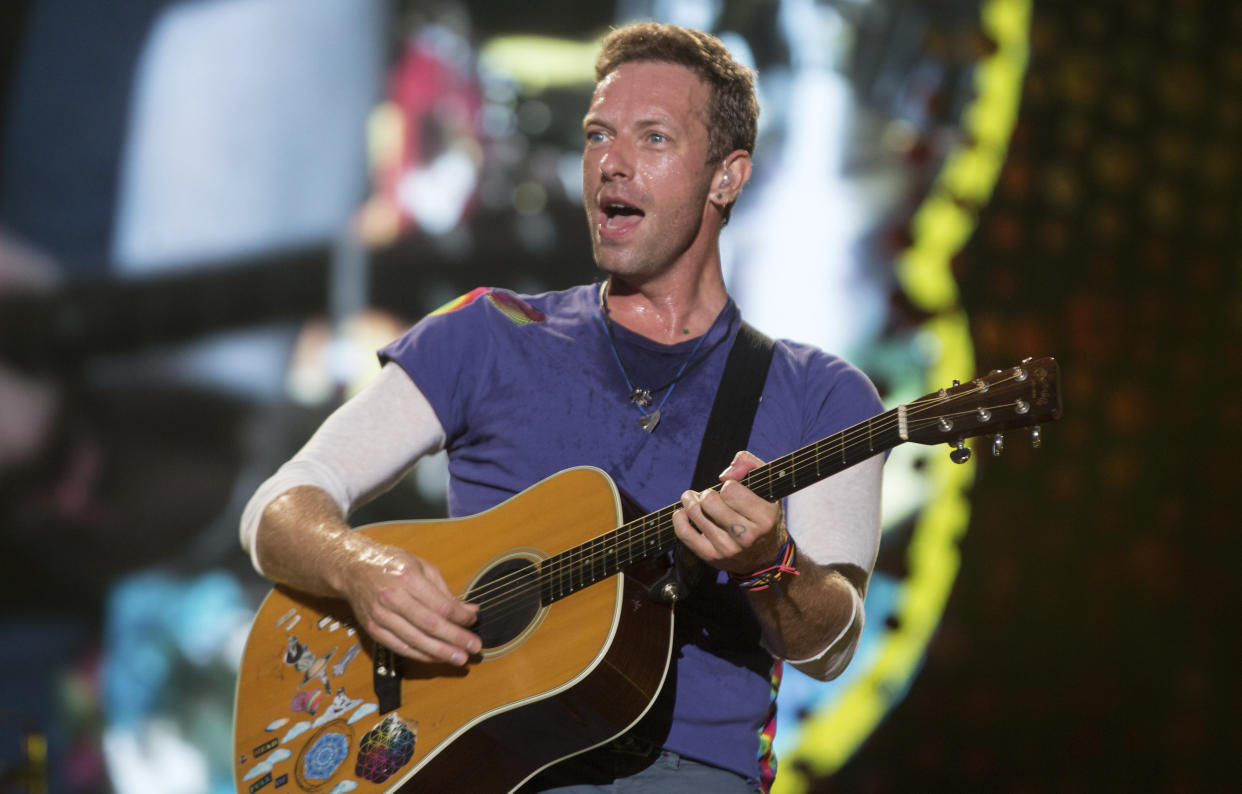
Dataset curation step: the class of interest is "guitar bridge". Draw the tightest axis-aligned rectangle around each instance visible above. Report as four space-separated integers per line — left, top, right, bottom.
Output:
373 643 403 714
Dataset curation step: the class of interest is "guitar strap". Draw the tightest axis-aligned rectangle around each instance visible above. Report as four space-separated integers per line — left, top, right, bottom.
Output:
649 320 775 603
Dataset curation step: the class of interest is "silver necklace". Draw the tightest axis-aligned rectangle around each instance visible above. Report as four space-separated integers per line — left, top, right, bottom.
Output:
596 286 735 433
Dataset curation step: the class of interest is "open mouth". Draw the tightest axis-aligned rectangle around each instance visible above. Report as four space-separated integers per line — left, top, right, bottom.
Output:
600 201 644 234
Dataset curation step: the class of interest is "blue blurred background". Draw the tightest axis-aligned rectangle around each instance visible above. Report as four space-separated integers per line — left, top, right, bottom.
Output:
0 0 1234 791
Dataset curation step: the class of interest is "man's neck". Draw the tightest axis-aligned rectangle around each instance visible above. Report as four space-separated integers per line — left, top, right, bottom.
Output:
602 269 730 345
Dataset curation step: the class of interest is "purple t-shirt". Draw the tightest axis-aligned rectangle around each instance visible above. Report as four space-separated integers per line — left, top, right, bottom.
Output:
380 284 882 784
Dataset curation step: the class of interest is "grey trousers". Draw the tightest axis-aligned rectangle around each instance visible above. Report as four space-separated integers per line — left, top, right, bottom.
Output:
521 748 764 793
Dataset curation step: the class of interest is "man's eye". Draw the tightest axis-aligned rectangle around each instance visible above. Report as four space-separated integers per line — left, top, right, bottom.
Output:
647 132 666 143
586 131 606 144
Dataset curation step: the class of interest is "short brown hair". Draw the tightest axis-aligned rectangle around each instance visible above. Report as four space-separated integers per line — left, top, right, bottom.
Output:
595 22 759 164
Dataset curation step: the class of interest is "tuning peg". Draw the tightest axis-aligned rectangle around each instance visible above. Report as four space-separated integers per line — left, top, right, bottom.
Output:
991 433 1004 456
1031 426 1042 449
949 440 972 464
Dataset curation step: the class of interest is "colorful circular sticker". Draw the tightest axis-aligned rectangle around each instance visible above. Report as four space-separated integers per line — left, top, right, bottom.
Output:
295 720 354 791
356 714 418 784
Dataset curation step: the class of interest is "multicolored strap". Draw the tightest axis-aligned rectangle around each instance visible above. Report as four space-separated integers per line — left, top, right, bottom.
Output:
731 534 799 592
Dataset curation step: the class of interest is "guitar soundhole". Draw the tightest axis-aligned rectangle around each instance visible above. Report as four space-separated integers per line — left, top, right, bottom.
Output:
468 558 541 650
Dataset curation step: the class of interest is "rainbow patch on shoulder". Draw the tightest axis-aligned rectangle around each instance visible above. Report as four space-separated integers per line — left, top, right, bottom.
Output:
428 286 491 316
485 290 545 326
426 287 545 326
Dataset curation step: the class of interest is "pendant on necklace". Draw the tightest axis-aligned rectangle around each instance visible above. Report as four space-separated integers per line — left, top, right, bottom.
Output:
638 410 661 433
630 388 653 408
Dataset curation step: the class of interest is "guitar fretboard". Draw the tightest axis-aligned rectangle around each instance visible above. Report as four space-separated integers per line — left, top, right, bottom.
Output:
538 408 903 604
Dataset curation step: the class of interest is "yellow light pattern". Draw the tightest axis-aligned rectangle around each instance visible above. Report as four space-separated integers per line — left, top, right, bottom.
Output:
480 35 600 92
773 0 1030 790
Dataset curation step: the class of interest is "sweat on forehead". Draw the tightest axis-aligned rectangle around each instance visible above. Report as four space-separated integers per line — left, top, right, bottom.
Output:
591 61 709 115
593 22 759 162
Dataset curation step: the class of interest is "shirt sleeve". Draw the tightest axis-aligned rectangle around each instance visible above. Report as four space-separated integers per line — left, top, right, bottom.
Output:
769 346 886 678
378 290 499 445
238 362 446 575
781 452 884 679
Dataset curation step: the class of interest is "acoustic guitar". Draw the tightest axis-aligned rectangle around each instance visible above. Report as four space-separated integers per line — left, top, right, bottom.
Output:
231 357 1062 793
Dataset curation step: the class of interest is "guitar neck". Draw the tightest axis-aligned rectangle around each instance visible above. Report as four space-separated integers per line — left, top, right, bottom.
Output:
532 354 1063 605
741 408 903 502
536 408 903 604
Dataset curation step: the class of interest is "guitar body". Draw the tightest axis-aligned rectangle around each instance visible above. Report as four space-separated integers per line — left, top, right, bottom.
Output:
232 467 674 794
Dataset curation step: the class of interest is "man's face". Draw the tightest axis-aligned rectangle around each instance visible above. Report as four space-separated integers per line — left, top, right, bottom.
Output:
582 60 718 282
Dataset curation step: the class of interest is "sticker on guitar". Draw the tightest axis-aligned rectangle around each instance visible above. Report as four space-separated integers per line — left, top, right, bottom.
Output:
238 602 419 791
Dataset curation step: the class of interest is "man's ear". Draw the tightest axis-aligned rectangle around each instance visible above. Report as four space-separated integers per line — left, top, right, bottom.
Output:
711 150 752 206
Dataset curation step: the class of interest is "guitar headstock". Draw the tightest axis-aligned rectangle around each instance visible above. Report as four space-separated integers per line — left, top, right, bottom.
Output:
900 356 1062 460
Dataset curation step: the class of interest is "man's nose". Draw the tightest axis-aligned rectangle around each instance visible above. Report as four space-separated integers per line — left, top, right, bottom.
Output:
599 139 632 180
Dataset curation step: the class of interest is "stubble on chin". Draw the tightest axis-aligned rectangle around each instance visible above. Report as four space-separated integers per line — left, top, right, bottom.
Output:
592 241 652 282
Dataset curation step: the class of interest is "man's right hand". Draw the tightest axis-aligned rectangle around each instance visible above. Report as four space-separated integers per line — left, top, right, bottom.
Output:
336 537 481 667
256 486 480 667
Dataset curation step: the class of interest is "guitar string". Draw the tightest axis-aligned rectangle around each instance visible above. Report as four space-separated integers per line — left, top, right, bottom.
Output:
460 371 1037 615
466 399 1029 626
461 373 1033 616
464 389 1030 622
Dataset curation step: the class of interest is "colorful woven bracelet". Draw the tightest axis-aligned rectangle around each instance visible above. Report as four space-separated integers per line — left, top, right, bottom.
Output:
731 534 799 592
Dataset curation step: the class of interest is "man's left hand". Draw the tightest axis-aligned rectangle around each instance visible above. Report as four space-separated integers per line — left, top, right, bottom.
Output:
673 450 785 576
